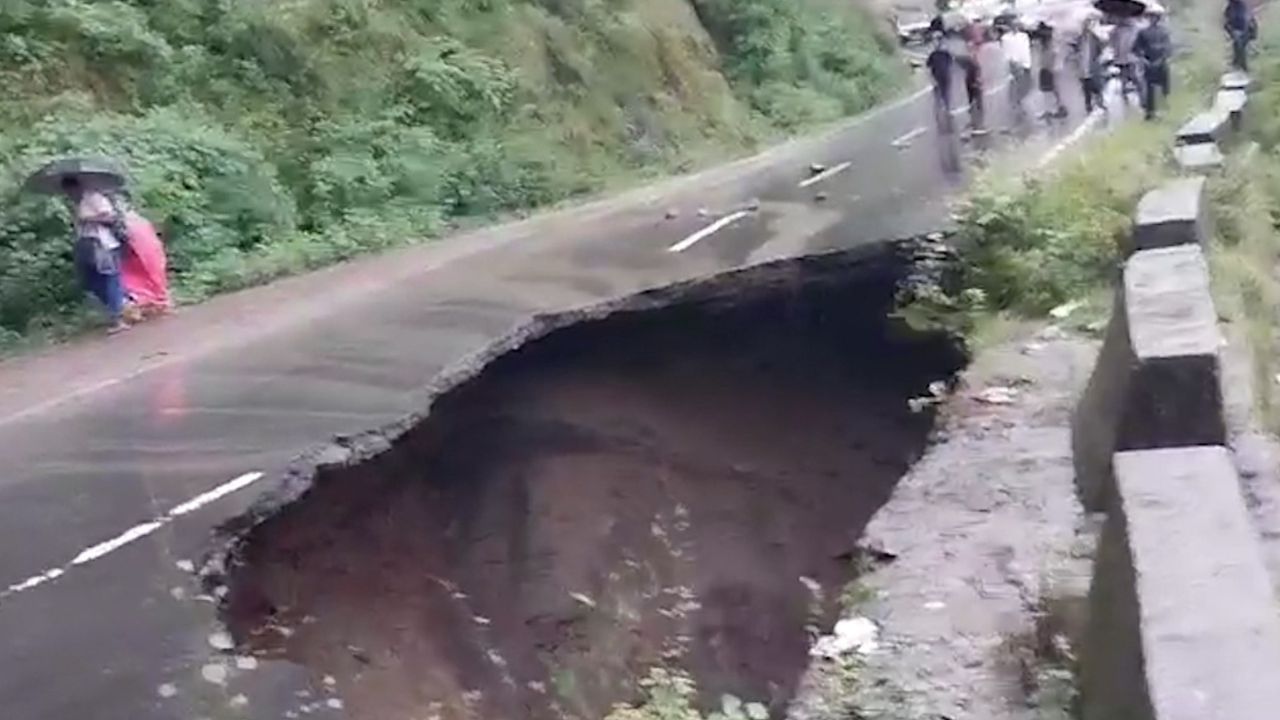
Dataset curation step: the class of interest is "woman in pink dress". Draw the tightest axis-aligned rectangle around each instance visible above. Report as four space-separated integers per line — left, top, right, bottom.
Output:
114 193 171 321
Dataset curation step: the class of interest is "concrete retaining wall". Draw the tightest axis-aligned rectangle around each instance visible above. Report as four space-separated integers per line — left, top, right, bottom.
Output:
1075 71 1280 718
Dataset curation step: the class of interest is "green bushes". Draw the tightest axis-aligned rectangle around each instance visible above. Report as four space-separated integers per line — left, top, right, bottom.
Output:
692 0 896 126
952 122 1169 316
0 0 901 347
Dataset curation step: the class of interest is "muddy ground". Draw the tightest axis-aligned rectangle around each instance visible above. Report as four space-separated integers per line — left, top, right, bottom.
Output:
220 247 966 720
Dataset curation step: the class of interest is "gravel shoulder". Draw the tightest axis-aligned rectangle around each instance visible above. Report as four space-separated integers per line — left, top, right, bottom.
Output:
791 325 1101 720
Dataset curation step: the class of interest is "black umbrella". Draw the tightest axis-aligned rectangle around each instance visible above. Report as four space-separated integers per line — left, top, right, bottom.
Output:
23 157 127 195
1094 0 1149 18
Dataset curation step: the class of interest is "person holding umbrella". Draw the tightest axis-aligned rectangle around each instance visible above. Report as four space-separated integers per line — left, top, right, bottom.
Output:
25 159 131 334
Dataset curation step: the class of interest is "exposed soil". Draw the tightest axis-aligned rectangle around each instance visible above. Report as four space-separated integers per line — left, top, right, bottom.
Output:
220 246 966 720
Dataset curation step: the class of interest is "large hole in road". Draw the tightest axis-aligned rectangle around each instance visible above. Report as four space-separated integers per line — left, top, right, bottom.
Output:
221 242 966 720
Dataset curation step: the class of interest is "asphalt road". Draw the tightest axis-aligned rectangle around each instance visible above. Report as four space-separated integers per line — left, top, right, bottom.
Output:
0 49 1102 720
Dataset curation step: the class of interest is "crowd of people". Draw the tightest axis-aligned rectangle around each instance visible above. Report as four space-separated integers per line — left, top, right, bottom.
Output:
925 0 1251 135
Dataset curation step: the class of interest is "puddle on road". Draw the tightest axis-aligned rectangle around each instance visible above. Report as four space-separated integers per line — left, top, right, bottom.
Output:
220 244 966 720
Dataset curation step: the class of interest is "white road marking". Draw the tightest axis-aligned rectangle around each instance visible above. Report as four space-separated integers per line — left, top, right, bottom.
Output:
169 471 267 517
70 521 165 566
892 127 928 147
1036 79 1121 168
948 79 1013 117
667 210 752 253
0 471 265 604
798 161 853 188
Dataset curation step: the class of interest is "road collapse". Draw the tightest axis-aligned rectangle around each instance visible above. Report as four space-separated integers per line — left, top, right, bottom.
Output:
216 238 967 720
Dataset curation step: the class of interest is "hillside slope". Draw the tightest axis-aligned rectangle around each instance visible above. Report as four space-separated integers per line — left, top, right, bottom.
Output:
0 0 901 345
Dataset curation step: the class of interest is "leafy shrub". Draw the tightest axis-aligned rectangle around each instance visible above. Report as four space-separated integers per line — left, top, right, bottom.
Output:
951 122 1170 316
0 106 296 331
605 668 769 720
0 0 900 347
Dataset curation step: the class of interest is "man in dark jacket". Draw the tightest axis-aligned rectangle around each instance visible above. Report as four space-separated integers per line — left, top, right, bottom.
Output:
927 35 955 134
1224 0 1256 71
1134 4 1172 120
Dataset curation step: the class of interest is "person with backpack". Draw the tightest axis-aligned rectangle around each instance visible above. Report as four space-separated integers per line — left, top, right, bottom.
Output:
61 176 130 334
1224 0 1256 71
1134 3 1172 120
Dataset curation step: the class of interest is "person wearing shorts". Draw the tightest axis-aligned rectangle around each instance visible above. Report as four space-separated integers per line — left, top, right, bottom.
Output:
1033 22 1067 119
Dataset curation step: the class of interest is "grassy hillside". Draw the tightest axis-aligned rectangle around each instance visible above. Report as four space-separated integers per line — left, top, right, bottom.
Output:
0 0 900 347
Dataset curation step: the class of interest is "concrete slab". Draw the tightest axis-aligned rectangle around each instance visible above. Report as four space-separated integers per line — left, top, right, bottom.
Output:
1072 246 1225 511
1176 110 1231 146
1084 447 1280 720
1221 70 1251 91
1173 143 1224 172
1214 88 1248 133
1131 176 1210 253
1215 88 1247 114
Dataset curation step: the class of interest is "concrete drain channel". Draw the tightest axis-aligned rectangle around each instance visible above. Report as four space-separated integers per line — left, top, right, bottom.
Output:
218 243 966 719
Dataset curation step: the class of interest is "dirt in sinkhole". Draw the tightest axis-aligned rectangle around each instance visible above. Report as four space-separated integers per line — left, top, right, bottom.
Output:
220 249 967 720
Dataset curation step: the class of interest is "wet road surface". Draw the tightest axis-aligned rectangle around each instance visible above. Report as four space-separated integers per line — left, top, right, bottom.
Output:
0 49 1103 720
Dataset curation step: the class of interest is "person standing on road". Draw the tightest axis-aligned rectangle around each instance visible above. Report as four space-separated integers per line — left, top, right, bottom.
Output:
1073 12 1108 114
927 34 956 134
1000 20 1034 125
1134 3 1172 120
1224 0 1256 71
61 176 129 334
1110 16 1143 105
932 0 985 132
1032 21 1068 120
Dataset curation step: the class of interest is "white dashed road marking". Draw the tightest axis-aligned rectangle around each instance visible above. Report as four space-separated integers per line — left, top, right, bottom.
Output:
891 127 928 147
798 161 853 188
0 471 265 604
668 210 752 253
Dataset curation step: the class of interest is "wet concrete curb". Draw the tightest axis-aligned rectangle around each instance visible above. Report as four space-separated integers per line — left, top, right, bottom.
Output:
1074 75 1280 718
1173 72 1252 172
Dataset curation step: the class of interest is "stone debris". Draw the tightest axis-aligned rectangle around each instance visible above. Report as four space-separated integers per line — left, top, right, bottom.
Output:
235 656 259 671
569 592 596 608
201 663 229 685
169 586 187 601
665 208 680 220
229 694 249 708
175 559 196 573
809 163 828 175
156 683 178 698
975 386 1018 405
327 698 345 710
207 631 235 651
810 617 879 658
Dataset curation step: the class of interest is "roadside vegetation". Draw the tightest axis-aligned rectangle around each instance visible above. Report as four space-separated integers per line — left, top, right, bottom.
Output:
0 0 900 351
1206 10 1280 431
